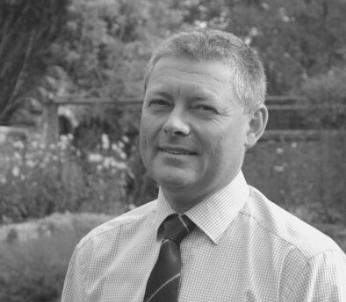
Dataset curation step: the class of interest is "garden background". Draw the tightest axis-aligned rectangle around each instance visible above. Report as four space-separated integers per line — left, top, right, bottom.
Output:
0 0 345 301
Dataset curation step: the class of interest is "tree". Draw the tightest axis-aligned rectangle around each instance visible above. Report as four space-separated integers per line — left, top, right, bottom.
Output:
0 0 70 125
172 0 346 94
46 0 184 145
50 0 183 100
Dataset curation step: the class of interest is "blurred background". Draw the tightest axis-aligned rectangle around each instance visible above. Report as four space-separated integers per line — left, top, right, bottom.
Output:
0 0 345 301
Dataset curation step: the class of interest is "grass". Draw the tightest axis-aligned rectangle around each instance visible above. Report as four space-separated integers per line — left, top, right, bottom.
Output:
0 213 110 302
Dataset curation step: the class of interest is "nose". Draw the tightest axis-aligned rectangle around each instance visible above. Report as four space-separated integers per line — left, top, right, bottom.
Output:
162 108 190 136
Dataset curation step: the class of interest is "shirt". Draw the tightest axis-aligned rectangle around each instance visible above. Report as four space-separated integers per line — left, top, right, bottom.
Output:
61 171 346 301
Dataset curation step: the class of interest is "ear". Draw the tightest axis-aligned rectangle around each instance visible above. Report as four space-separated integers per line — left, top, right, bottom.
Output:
245 105 268 149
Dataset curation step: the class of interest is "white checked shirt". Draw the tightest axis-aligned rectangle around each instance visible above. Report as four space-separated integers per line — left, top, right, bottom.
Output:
61 172 346 301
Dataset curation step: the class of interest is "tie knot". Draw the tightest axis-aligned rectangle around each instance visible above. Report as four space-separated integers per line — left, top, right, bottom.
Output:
162 214 195 243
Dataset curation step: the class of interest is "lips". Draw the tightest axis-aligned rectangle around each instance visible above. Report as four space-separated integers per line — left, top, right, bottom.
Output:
158 146 197 155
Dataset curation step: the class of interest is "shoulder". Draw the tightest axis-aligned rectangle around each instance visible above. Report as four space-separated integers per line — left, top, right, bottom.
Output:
239 186 346 299
240 186 343 259
75 200 158 253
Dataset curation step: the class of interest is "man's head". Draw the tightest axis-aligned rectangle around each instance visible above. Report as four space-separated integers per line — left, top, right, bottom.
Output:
140 29 268 212
144 28 267 113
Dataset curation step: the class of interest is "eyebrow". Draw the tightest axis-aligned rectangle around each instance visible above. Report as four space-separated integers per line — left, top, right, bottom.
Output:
188 87 219 102
145 89 172 99
146 85 221 105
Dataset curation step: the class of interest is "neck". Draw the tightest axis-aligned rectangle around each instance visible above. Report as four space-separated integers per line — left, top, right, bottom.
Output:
161 186 221 213
160 171 242 213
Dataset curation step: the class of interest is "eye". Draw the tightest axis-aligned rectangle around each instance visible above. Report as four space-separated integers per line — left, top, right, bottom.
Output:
194 104 218 113
148 99 170 107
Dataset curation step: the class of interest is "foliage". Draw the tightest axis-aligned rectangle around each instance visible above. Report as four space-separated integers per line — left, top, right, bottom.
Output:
243 131 346 224
173 0 346 94
0 0 70 125
46 0 182 108
0 134 130 223
0 0 183 126
28 0 186 160
2 0 346 133
299 67 346 128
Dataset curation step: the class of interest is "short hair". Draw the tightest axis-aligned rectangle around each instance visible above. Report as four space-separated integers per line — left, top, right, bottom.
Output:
144 28 267 112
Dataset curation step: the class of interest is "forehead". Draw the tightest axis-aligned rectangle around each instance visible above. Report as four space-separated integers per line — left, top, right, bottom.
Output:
146 57 233 91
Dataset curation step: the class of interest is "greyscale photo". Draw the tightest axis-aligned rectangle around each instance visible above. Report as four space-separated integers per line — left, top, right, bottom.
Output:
1 1 345 301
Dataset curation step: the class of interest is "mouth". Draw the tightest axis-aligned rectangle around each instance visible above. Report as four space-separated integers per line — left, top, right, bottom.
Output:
158 146 197 156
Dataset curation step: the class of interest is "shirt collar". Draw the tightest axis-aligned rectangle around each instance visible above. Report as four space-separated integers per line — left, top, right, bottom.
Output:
152 190 176 238
153 171 250 245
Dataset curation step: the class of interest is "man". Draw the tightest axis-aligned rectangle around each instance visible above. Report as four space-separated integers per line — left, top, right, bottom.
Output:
61 29 346 301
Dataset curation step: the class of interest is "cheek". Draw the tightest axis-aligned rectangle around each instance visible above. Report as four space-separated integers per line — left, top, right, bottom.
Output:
200 134 223 168
205 130 242 165
140 113 162 136
139 117 160 157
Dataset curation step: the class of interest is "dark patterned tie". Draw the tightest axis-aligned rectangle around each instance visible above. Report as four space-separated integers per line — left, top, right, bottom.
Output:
143 214 195 302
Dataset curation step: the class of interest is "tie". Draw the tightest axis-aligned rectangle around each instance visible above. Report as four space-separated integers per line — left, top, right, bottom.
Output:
143 214 195 302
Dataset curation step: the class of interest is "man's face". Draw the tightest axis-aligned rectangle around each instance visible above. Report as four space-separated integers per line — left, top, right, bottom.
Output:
140 57 252 211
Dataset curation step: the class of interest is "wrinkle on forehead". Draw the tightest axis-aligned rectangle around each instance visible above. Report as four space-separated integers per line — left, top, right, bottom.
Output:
148 58 235 86
162 66 232 84
146 72 228 102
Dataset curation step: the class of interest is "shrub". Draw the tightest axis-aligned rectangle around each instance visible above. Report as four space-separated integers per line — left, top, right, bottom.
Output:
0 235 70 302
0 213 110 302
300 67 346 129
244 131 346 224
0 134 131 223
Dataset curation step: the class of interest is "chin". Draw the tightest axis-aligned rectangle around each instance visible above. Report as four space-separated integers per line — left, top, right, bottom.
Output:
155 171 194 190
